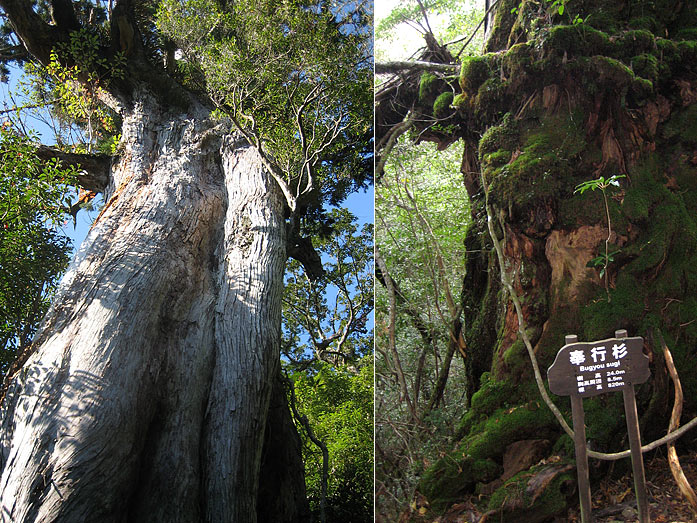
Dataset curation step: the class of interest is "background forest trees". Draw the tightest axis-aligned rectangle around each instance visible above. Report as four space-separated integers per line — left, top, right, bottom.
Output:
377 0 697 521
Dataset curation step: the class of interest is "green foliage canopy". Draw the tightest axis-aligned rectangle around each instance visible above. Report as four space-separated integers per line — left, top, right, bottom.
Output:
292 358 373 522
283 207 373 366
157 0 373 215
0 127 76 376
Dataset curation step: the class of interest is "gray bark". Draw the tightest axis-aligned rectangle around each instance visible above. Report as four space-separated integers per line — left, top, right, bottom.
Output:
0 88 303 522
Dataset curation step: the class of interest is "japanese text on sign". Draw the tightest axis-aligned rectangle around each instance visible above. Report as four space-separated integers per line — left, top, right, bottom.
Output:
548 336 649 398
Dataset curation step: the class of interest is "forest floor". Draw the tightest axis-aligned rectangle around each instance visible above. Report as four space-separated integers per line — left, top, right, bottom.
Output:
565 451 697 523
406 450 697 522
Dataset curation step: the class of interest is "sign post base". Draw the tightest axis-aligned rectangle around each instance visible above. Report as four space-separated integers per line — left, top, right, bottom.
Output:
571 394 593 523
549 331 651 522
623 385 649 523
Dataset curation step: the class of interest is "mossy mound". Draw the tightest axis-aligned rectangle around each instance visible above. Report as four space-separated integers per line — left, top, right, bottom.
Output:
479 113 519 157
419 72 438 102
482 113 586 213
421 401 558 510
418 455 500 511
544 23 612 57
613 29 656 58
631 53 659 82
486 463 576 522
433 91 454 117
663 104 697 144
460 55 490 93
502 42 535 80
456 373 529 438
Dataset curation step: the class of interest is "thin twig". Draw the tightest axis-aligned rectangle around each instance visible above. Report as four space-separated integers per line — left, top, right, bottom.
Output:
0 99 61 115
450 0 501 59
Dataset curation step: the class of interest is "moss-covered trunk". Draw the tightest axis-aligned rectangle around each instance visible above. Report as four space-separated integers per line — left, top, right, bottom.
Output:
390 0 697 519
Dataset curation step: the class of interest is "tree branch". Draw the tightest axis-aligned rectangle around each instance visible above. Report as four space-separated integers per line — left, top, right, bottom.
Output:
286 234 324 281
415 0 434 36
376 113 415 180
34 145 111 192
375 60 459 75
0 43 28 63
376 246 417 420
448 0 501 58
659 329 697 513
48 0 81 32
0 0 60 65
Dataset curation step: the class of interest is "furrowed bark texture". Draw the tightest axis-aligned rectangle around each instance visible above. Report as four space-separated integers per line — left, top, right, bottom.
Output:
0 88 302 522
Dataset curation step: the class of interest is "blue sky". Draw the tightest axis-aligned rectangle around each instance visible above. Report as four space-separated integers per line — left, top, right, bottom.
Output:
1 65 373 254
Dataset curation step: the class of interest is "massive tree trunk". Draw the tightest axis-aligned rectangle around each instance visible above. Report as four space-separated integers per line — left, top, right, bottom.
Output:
378 0 697 519
0 87 308 521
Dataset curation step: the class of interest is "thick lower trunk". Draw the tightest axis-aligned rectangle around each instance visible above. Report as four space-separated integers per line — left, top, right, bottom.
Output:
0 91 304 521
257 374 311 523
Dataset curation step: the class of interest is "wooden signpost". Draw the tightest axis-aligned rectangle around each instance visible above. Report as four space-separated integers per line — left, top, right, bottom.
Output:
548 329 650 523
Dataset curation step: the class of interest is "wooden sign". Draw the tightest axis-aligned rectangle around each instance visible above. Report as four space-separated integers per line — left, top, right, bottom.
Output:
548 332 649 397
548 331 650 523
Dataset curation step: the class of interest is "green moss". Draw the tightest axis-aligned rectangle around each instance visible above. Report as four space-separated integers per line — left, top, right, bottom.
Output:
418 455 500 510
630 76 654 99
484 0 519 52
534 309 586 370
583 11 618 33
506 0 540 47
460 55 490 93
483 149 512 167
628 17 659 32
461 240 501 410
464 402 556 461
664 105 697 144
656 38 680 64
613 29 655 58
503 42 534 78
581 273 646 341
469 376 518 416
558 189 604 227
475 77 507 120
433 91 454 117
631 53 659 82
485 113 586 210
588 55 635 87
419 72 438 102
503 339 528 371
670 333 697 403
675 28 697 41
623 185 652 221
552 434 574 457
487 464 574 521
545 23 611 57
628 200 697 298
671 152 697 196
479 113 518 157
452 92 470 111
583 394 626 449
678 40 697 63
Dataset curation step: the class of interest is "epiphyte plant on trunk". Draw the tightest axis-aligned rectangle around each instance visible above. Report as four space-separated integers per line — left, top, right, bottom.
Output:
574 174 625 301
0 1 372 521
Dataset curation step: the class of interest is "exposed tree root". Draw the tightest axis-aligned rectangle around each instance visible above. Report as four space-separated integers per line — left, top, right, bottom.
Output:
659 330 697 515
